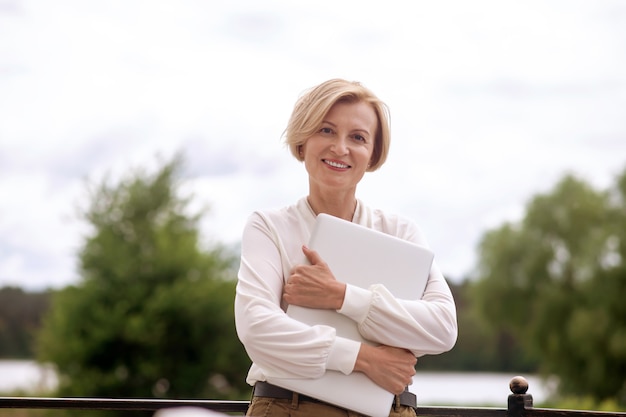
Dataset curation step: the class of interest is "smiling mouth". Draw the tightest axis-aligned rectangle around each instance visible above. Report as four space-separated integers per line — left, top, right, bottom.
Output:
323 159 350 169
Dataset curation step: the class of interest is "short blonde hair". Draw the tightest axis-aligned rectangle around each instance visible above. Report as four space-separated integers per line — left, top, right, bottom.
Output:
284 79 391 172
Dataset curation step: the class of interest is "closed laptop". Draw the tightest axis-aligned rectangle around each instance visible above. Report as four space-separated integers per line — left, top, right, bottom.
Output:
268 213 434 417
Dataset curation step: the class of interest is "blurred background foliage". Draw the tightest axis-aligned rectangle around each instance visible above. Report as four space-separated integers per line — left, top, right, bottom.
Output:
1 156 624 412
26 155 249 417
468 171 626 405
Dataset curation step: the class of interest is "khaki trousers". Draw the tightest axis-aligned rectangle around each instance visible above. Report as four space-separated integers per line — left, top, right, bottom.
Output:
246 395 417 417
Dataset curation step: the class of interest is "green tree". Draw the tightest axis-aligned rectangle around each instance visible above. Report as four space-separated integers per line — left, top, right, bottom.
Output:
36 155 251 407
470 169 626 405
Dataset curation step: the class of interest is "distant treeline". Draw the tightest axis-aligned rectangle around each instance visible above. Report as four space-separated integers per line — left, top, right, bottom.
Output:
0 283 537 373
0 286 51 358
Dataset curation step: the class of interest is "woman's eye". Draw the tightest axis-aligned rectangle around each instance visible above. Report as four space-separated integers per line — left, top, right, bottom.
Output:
320 127 333 134
354 134 366 142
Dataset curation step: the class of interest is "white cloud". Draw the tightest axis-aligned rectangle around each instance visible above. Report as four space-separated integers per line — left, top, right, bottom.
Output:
1 0 625 290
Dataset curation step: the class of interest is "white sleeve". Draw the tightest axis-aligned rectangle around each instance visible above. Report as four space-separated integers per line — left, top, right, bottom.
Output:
234 213 361 379
338 263 458 356
336 217 458 356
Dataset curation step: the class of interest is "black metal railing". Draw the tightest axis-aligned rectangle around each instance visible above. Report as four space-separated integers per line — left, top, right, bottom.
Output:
1 376 624 417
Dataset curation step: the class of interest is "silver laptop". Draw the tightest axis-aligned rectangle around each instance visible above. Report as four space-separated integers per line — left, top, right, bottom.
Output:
268 213 434 417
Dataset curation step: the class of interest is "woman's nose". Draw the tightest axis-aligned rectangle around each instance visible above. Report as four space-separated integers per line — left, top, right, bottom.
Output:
331 137 349 155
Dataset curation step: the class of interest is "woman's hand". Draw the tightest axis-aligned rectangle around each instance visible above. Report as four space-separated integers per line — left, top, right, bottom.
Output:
353 344 417 394
283 245 346 310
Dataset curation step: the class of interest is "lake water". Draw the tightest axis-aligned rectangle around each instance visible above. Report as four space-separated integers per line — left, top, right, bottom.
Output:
0 360 58 394
0 360 557 406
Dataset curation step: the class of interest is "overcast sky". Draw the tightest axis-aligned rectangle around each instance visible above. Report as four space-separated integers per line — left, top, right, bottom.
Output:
1 0 625 291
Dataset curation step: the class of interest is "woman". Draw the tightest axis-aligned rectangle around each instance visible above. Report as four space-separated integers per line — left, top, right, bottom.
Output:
234 79 458 417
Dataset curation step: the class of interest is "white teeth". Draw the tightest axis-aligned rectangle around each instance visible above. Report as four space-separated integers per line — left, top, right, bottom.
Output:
324 160 349 168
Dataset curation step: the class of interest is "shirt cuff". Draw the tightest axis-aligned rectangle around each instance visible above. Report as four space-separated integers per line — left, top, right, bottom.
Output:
326 336 361 375
337 284 372 324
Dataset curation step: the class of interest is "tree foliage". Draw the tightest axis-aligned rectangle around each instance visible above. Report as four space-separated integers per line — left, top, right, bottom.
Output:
36 155 251 406
470 169 626 405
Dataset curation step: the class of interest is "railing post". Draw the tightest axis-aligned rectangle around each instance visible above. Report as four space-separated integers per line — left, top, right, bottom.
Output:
508 376 534 417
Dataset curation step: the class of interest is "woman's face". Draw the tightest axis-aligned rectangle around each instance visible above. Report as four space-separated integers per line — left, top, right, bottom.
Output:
302 100 377 195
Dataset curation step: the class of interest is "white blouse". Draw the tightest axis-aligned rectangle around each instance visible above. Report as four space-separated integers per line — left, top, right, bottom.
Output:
234 197 458 386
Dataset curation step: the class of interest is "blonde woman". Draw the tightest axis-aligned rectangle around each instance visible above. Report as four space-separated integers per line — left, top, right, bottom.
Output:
235 79 457 417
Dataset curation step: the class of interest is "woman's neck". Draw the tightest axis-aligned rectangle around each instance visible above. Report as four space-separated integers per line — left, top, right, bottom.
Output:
307 193 357 222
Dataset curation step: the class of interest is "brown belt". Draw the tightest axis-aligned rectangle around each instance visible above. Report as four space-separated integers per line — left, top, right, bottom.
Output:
253 381 417 409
